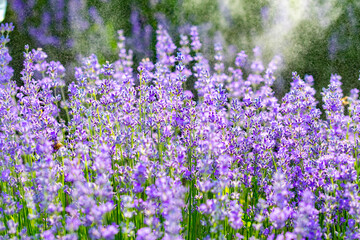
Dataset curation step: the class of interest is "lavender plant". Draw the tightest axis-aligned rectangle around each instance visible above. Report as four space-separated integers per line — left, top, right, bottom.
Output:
1 21 360 240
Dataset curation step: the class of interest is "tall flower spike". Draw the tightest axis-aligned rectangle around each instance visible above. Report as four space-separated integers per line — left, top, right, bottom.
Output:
0 22 13 85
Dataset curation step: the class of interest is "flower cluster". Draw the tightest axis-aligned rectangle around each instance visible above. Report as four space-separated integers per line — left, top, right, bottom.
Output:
1 22 360 240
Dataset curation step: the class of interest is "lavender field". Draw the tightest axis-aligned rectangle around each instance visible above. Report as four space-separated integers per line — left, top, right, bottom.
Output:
1 16 360 239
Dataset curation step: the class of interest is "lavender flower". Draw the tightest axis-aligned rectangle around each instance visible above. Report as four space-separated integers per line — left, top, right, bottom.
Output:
0 20 359 240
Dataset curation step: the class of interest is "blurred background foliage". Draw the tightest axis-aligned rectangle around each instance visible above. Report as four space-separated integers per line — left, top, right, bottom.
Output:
5 0 360 100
